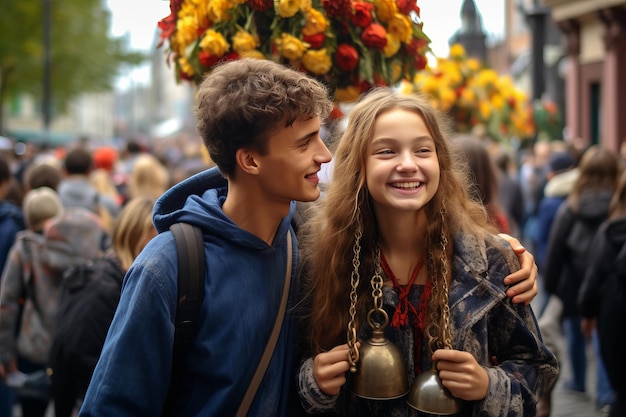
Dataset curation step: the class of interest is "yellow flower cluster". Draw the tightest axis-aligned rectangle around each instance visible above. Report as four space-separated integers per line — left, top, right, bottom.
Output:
158 0 430 102
403 44 535 141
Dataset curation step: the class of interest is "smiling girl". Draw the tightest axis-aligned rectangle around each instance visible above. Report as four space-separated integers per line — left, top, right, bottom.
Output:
296 88 558 416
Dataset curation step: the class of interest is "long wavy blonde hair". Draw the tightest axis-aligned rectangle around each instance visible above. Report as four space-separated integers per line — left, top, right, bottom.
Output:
300 88 492 354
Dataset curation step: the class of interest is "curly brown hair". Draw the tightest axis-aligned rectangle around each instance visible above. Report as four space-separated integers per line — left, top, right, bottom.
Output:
195 58 333 178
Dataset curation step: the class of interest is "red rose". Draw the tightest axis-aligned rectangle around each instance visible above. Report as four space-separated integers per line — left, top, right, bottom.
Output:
335 43 359 71
199 51 220 68
303 33 325 49
322 0 352 18
178 69 193 81
224 51 240 62
361 24 388 49
413 53 427 71
350 2 374 27
397 0 420 16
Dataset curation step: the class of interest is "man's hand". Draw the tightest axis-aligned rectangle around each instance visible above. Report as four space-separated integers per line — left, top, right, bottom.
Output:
499 234 538 305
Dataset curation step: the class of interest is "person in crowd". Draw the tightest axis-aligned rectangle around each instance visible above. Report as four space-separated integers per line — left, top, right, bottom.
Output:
544 145 618 407
0 156 26 417
0 187 64 417
128 153 171 200
533 150 578 275
50 196 157 417
23 162 62 192
532 150 578 417
91 146 124 207
578 168 626 416
296 88 558 417
0 156 25 277
493 147 525 238
451 134 510 234
57 146 121 220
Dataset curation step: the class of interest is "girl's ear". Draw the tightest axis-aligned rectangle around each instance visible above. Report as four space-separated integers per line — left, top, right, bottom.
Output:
235 148 260 175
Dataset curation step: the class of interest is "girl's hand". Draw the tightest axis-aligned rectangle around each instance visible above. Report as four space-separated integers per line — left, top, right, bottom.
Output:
312 344 353 396
499 233 538 305
432 349 489 401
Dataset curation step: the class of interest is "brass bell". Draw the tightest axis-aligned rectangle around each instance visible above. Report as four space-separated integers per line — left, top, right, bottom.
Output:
352 309 409 400
406 361 463 415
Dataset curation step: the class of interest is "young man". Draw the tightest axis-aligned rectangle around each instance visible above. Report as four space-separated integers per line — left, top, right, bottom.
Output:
78 59 538 417
78 58 333 417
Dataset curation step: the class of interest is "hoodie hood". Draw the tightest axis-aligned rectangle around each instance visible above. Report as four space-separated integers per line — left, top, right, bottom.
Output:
153 166 296 249
544 168 579 198
575 187 614 222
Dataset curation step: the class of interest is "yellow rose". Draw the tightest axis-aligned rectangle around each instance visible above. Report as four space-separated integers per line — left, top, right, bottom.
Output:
438 86 456 111
175 16 200 49
239 50 266 60
179 0 210 29
299 0 312 11
178 56 195 78
449 43 466 59
460 88 476 105
466 58 481 72
276 33 307 60
199 29 230 56
302 8 328 36
374 0 398 23
491 94 504 110
479 100 492 120
335 85 361 103
207 0 232 23
302 49 332 75
232 30 258 53
275 0 300 18
383 34 401 57
387 14 412 43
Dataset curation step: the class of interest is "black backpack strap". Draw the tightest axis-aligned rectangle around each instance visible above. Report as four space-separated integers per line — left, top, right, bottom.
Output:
162 222 205 417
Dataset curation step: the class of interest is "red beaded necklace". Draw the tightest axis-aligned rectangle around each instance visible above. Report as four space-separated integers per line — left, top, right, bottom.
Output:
380 251 432 373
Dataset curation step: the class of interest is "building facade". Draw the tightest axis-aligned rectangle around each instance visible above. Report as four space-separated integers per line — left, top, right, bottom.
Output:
544 0 626 150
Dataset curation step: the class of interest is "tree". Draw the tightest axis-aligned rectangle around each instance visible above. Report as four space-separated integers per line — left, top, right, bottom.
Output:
0 0 145 133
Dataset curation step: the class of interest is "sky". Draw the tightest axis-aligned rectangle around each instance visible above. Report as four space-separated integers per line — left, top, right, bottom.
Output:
105 0 505 87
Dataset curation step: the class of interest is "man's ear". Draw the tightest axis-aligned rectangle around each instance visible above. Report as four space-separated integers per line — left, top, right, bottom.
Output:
235 148 260 175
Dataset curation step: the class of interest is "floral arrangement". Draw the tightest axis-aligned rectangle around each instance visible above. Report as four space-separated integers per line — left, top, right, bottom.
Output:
533 98 563 141
402 44 535 142
158 0 430 103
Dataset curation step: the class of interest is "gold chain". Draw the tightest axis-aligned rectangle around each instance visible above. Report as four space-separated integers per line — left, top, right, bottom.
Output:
371 247 384 311
439 201 453 350
347 227 362 372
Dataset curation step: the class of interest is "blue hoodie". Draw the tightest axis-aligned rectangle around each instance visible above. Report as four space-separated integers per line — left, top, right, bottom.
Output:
79 167 303 417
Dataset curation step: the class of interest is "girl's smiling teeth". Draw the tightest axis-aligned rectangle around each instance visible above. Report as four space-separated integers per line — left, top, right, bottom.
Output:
390 181 422 189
